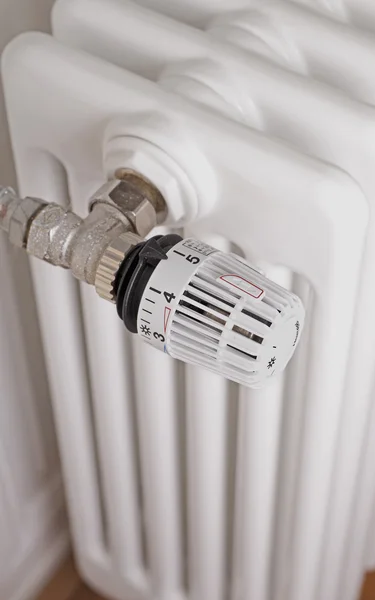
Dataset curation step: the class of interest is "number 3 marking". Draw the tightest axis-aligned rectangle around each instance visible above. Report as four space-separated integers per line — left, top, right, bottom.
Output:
153 332 165 342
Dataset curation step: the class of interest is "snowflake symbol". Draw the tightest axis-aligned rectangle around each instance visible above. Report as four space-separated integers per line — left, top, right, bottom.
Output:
267 357 276 370
140 324 151 337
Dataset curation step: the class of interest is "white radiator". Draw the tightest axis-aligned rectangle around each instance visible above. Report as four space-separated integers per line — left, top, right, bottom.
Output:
0 2 69 599
0 237 67 600
2 1 375 600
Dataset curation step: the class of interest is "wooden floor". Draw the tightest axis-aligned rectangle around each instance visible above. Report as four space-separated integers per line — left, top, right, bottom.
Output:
37 557 375 600
361 571 375 600
37 558 103 600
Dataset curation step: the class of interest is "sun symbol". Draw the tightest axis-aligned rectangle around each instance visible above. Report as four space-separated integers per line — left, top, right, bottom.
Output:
140 324 151 337
267 356 276 370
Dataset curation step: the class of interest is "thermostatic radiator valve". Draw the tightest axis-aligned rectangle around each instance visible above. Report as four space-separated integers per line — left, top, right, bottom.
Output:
0 173 304 388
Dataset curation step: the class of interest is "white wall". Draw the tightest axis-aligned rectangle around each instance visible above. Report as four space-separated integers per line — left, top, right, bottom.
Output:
0 0 59 184
0 2 69 599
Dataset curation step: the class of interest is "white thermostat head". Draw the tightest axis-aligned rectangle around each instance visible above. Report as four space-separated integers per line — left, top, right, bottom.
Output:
136 238 304 388
0 186 304 389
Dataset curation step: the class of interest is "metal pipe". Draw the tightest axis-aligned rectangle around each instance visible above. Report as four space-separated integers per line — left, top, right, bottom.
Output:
0 172 168 301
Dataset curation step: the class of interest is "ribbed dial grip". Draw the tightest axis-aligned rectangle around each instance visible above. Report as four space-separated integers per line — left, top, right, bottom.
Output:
137 238 304 388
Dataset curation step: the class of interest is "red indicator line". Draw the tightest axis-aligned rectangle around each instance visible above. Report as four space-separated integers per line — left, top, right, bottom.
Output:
164 307 171 333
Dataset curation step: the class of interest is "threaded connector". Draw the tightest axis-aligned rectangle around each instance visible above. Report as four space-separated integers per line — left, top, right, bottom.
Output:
0 186 47 248
95 231 142 302
0 173 168 300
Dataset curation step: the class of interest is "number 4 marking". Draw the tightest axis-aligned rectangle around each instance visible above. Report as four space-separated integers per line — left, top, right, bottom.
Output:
163 291 176 303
